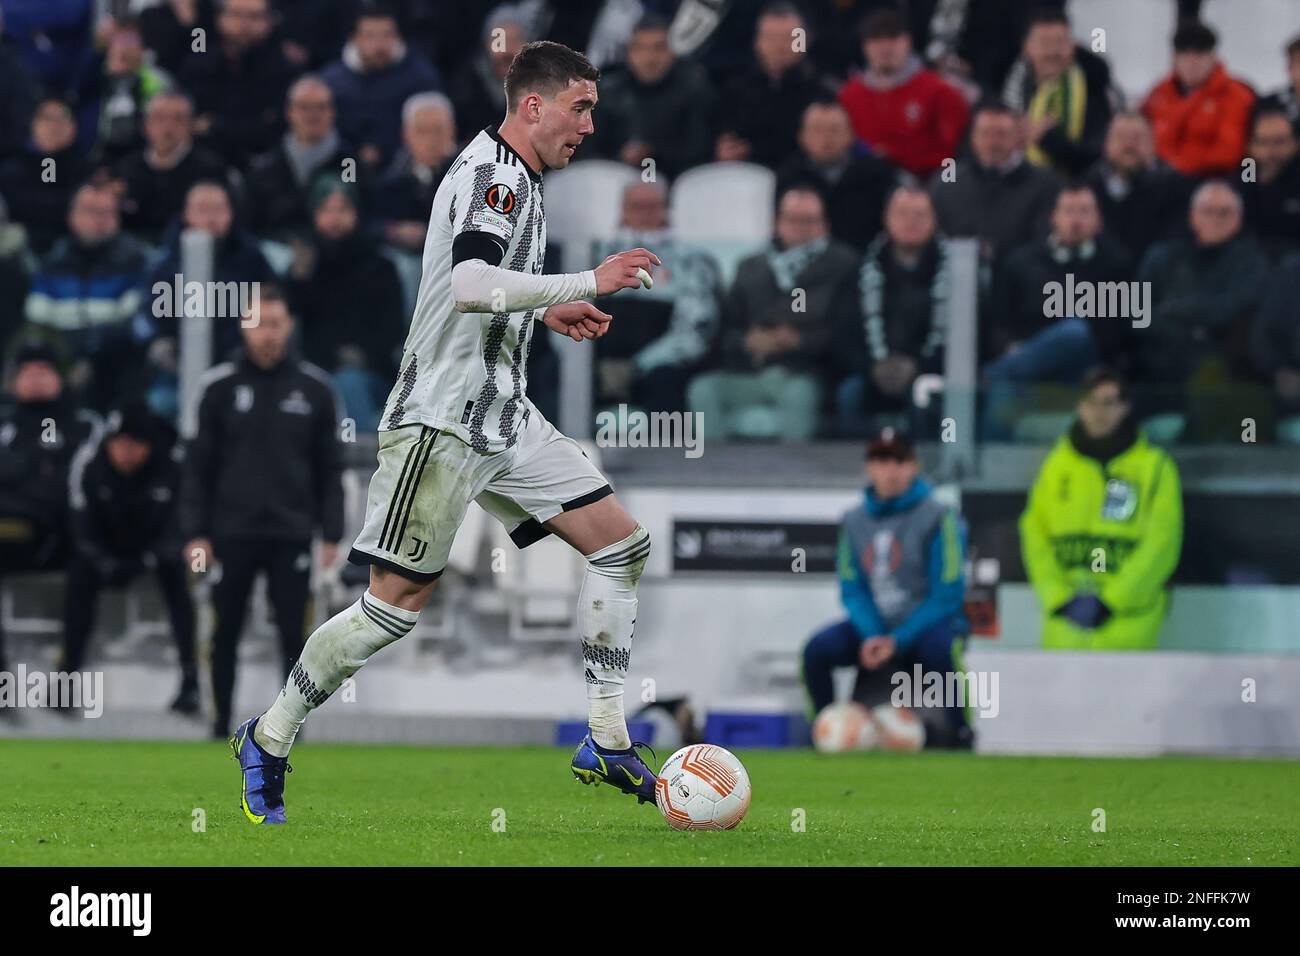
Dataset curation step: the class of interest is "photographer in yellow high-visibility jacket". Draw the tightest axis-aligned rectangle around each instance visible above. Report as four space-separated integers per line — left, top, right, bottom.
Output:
1020 367 1183 649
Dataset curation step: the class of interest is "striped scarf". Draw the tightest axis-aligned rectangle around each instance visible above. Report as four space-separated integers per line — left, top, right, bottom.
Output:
1025 63 1087 170
858 236 950 363
766 237 829 293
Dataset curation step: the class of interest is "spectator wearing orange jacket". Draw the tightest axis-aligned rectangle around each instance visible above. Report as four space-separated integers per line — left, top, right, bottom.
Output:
1142 20 1255 177
838 9 969 180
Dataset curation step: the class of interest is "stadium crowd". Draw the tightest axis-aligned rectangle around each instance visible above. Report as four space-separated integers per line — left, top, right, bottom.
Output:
1 0 1298 445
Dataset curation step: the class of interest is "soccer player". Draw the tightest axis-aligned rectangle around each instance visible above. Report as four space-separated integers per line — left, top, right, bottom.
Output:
231 41 662 823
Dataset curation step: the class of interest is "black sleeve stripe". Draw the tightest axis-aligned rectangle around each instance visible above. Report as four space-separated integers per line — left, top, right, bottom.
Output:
452 231 507 267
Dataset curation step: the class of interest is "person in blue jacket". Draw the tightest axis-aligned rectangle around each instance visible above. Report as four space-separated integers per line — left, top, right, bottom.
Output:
802 426 972 747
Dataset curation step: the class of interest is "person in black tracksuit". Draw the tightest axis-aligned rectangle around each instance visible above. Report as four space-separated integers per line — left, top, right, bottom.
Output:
62 401 198 713
180 287 344 738
0 338 99 682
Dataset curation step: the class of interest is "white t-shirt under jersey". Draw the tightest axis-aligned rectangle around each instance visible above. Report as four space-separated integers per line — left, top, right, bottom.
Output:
381 126 550 452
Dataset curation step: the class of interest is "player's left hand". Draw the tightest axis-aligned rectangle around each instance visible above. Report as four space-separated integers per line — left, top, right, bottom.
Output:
543 301 614 342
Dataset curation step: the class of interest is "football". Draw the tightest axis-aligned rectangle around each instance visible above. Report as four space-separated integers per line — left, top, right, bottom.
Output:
655 744 752 830
871 704 927 752
813 701 878 752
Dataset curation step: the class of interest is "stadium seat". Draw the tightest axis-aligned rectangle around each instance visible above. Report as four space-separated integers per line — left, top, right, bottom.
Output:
0 571 182 675
543 160 640 251
1 572 64 640
1140 413 1186 445
1011 411 1075 443
1277 416 1300 445
112 580 176 659
730 405 782 440
669 162 775 241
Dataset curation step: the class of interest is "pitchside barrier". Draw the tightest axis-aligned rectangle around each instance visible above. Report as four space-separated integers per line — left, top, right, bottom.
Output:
6 462 1300 755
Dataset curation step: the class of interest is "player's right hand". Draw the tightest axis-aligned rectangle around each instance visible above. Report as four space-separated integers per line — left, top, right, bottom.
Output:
543 300 613 341
594 247 661 295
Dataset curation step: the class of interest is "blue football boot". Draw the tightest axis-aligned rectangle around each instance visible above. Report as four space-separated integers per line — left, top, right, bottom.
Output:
571 733 658 804
230 716 291 824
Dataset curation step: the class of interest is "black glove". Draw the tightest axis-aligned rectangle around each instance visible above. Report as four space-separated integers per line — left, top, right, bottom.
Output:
1054 594 1111 630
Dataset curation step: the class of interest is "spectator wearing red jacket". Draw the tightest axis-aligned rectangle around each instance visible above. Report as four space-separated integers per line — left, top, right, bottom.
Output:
1142 20 1255 178
837 9 969 180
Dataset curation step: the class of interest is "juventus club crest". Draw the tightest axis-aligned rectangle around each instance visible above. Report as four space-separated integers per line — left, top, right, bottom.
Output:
406 536 428 562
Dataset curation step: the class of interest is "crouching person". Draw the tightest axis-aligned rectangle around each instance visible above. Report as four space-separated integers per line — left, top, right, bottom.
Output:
802 428 972 747
61 401 198 712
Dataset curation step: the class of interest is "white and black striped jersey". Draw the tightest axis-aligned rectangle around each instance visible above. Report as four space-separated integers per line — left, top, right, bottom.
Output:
380 125 547 452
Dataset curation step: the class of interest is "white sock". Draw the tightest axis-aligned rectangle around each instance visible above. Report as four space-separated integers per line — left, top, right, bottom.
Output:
580 525 650 751
255 591 419 757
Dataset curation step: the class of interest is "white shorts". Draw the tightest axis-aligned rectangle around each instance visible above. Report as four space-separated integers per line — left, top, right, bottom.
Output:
348 409 611 582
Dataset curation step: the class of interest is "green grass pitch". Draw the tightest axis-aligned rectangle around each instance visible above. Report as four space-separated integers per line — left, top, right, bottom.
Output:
2 739 1296 866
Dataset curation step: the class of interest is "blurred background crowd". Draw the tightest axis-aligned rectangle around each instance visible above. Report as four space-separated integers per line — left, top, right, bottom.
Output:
0 0 1298 445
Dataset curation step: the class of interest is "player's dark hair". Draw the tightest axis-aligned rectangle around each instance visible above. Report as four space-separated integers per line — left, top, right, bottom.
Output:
1173 19 1217 53
1081 365 1129 401
1287 35 1300 61
504 41 600 112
